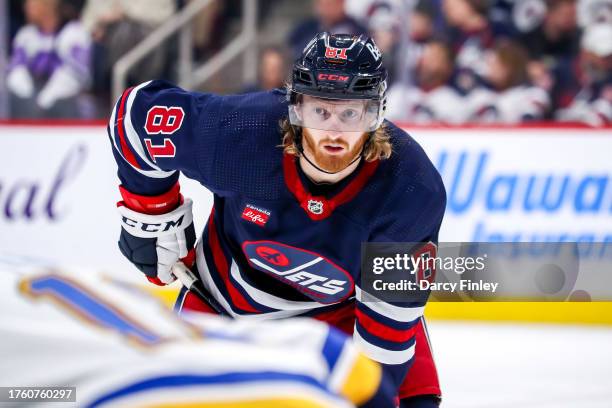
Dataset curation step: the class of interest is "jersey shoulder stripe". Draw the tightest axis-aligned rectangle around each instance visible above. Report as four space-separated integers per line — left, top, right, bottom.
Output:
109 81 177 179
115 86 140 169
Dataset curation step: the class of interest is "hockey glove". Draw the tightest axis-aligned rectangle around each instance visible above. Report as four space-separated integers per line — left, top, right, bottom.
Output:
116 183 196 286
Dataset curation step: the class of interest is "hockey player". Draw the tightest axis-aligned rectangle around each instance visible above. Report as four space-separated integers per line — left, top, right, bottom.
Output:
110 32 446 407
1 265 393 407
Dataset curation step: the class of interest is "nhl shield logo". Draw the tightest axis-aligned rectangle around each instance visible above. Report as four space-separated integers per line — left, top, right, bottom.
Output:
307 199 324 215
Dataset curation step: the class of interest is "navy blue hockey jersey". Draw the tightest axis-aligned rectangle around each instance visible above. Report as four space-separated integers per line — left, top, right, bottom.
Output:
108 80 446 390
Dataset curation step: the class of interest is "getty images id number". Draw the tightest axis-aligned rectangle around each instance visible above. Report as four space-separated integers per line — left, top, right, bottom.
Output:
0 387 76 402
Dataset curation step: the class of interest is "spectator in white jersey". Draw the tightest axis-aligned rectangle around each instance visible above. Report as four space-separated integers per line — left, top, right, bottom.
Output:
386 40 467 124
7 0 92 118
556 24 612 126
467 39 550 123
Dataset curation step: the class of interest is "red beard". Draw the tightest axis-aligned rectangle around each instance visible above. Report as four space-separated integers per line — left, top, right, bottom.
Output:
302 129 367 173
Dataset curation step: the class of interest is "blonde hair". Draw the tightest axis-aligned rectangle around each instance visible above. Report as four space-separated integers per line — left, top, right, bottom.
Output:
279 118 393 162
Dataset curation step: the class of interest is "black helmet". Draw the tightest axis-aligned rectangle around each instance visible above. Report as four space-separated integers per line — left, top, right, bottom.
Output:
288 32 387 132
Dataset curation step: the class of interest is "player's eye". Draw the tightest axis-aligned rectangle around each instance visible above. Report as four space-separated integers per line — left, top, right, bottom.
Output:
314 107 330 119
340 109 360 121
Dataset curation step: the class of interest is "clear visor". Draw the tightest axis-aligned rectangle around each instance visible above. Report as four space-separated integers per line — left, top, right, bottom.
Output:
288 93 383 132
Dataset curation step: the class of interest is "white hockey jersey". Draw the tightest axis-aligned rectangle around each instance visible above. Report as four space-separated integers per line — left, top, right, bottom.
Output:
467 85 550 123
0 265 386 408
385 84 469 124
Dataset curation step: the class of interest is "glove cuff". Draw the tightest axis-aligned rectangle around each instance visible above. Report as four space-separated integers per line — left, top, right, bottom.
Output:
118 182 181 215
118 198 194 239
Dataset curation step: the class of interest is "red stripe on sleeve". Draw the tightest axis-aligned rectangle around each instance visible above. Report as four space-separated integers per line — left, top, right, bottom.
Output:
115 87 141 169
355 308 416 343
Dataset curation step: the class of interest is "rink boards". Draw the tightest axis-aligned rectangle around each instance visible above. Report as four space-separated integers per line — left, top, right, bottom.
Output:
1 122 611 324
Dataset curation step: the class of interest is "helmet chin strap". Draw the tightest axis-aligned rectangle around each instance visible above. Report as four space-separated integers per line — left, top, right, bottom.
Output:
294 126 371 175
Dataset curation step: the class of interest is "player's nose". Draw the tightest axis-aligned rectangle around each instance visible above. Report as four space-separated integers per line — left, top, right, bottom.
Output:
326 112 344 132
326 129 344 139
326 119 344 137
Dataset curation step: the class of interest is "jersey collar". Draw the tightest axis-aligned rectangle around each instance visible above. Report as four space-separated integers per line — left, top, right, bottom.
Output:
283 153 379 221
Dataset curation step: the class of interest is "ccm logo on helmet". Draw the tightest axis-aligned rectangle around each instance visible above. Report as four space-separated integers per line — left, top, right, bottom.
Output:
317 73 350 82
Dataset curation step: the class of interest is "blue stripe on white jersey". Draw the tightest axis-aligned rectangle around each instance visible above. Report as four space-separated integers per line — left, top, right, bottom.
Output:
86 372 331 408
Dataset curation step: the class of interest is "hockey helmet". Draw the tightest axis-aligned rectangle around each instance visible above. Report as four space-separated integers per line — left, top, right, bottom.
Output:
288 32 387 132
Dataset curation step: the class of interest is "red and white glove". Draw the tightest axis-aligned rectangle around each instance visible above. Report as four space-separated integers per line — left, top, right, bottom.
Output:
116 183 197 285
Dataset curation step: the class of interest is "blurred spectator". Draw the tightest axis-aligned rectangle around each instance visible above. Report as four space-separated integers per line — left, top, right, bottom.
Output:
489 0 521 30
345 0 402 22
288 0 367 58
386 40 467 123
400 0 438 86
520 0 579 61
467 39 550 123
366 2 402 84
519 0 579 109
490 0 547 35
189 0 223 61
242 46 289 93
577 0 612 27
7 0 92 118
81 0 176 88
556 23 612 126
441 0 506 92
409 0 437 43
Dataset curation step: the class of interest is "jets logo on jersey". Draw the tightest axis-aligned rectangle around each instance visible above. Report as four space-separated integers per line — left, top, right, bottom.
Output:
241 204 271 227
242 241 354 304
307 200 324 215
255 246 289 266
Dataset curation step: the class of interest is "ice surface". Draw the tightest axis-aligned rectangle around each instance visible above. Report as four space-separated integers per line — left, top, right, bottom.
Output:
428 321 612 407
